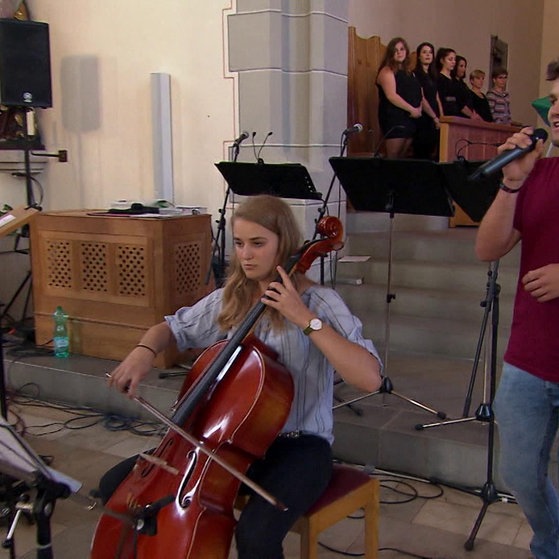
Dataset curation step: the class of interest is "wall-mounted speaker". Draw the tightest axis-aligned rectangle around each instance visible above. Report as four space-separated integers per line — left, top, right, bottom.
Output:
0 19 52 108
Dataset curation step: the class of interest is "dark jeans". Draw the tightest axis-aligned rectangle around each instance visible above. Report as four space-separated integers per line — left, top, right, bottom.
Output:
97 434 332 559
235 435 332 558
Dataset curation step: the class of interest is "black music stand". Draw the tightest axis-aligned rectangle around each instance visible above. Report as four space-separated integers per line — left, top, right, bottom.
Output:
0 416 81 559
215 161 323 201
438 160 500 223
329 156 454 417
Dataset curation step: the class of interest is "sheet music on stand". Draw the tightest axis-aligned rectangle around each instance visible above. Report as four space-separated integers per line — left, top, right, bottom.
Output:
215 161 323 200
0 416 81 494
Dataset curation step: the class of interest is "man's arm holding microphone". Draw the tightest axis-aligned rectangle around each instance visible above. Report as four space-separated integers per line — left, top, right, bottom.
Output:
475 127 559 302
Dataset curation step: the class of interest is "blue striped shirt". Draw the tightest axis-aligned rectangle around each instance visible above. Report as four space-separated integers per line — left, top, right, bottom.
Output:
165 285 381 444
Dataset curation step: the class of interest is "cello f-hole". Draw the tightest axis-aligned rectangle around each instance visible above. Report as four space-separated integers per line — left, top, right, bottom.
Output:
177 450 198 508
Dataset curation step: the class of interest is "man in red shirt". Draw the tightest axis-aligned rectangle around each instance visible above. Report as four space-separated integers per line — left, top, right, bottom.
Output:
476 59 559 559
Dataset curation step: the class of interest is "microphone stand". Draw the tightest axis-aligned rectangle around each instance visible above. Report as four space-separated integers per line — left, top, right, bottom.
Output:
312 130 351 285
0 318 7 420
256 131 273 164
205 138 243 287
316 129 364 419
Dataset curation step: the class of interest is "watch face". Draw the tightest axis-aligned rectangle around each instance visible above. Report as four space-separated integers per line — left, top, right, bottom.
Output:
310 318 322 330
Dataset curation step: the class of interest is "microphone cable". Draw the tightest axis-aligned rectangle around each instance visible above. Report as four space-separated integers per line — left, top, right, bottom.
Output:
455 138 501 160
373 125 406 157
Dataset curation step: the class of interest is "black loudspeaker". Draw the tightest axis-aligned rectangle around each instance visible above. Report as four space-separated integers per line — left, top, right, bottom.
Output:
0 19 52 108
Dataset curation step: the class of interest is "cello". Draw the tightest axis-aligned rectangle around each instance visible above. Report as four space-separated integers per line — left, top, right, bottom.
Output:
90 216 344 559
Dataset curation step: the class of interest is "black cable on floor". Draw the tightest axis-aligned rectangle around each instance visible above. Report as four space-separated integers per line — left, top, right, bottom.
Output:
378 547 434 558
7 382 166 439
379 478 444 504
317 462 444 558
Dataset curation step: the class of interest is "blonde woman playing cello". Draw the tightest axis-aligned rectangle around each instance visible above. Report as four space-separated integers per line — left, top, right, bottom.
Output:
95 195 382 559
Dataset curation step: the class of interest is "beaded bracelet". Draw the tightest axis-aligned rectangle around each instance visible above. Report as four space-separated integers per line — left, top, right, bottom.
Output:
499 181 521 194
136 343 157 357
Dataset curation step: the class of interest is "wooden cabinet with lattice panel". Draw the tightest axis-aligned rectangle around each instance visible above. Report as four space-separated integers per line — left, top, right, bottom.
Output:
30 211 213 367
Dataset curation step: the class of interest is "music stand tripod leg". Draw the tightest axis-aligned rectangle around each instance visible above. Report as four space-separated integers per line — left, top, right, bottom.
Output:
416 260 497 430
377 207 446 418
417 260 515 550
0 324 7 420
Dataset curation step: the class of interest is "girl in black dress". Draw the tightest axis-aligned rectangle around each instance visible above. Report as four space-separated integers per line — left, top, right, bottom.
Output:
452 55 480 119
376 37 422 158
413 41 443 159
436 47 464 117
468 69 493 122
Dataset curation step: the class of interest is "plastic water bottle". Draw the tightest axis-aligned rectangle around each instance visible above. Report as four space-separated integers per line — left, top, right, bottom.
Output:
53 306 70 358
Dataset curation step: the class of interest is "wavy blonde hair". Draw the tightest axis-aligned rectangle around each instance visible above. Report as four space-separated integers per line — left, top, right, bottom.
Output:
217 195 303 331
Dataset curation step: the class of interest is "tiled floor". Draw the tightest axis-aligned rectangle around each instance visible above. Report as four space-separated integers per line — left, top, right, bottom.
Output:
0 400 533 559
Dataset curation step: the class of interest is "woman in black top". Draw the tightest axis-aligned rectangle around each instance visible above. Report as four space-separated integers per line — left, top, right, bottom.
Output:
468 69 493 122
376 37 422 158
452 55 480 119
436 47 465 117
413 41 443 159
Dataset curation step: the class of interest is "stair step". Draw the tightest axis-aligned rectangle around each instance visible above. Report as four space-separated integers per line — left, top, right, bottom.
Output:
335 282 514 325
346 212 451 233
361 313 509 361
345 227 520 267
337 224 515 361
337 259 519 295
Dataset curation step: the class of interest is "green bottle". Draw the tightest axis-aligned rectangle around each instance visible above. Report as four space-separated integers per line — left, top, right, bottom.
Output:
53 306 70 358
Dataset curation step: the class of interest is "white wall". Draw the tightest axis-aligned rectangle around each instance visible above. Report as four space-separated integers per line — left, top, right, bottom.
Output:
11 0 237 217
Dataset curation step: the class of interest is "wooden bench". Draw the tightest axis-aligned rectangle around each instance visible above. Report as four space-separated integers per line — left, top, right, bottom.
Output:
237 463 380 559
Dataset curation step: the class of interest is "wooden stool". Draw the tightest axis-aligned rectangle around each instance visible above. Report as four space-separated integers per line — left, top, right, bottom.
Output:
236 463 380 559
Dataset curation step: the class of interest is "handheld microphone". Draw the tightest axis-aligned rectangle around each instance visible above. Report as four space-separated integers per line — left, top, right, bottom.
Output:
232 130 249 148
343 123 363 136
468 128 548 181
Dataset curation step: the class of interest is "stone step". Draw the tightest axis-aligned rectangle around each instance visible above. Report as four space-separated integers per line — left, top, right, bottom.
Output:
384 316 509 359
334 224 515 361
365 314 509 362
335 282 513 333
344 224 520 267
346 212 451 233
336 259 519 299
